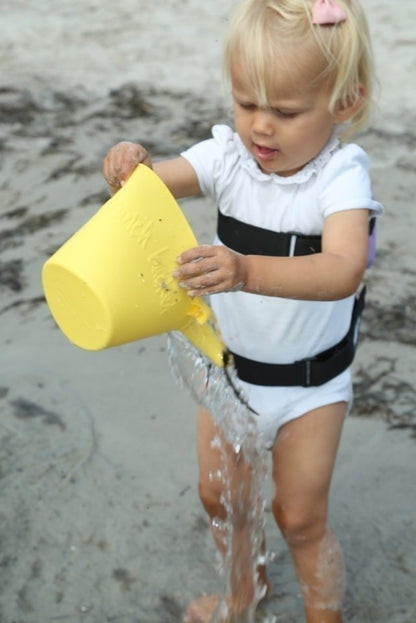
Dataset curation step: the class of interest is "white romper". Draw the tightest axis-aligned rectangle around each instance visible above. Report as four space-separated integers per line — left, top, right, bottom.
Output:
181 125 383 448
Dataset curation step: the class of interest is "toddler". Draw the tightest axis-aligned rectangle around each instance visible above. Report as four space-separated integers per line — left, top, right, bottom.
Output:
103 1 383 621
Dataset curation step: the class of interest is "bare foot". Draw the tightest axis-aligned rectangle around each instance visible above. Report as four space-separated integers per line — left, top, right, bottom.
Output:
183 582 272 623
183 594 220 623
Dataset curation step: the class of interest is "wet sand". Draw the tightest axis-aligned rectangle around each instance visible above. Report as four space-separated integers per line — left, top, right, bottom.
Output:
1 1 415 621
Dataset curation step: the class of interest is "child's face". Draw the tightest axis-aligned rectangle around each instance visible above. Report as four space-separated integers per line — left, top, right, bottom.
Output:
231 61 339 177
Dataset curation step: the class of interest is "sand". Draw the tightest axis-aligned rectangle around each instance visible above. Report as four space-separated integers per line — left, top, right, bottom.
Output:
0 1 415 622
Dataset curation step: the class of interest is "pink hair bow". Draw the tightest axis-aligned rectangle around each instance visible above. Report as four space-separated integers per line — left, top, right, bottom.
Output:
312 0 347 25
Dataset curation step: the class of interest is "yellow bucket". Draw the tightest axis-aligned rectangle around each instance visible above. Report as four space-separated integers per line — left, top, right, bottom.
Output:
42 165 225 367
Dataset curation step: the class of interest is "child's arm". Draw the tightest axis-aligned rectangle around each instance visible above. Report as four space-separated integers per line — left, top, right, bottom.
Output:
174 208 370 302
102 141 201 198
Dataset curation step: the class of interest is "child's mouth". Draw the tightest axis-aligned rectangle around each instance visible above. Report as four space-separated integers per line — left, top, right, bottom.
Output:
253 144 279 161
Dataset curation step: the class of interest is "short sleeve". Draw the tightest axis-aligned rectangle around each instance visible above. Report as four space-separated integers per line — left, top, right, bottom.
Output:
181 125 239 202
318 144 383 219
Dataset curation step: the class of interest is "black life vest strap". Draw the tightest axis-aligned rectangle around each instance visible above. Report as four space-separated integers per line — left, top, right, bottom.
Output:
217 209 322 256
217 209 376 257
229 286 366 387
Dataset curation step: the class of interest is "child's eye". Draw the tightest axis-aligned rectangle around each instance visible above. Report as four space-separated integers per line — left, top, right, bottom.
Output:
237 100 256 111
273 109 298 119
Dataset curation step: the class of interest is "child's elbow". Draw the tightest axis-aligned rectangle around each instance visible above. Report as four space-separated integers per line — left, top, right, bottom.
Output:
339 262 367 298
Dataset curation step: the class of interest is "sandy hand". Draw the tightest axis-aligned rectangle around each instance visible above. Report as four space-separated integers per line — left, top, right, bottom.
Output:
102 141 152 195
174 245 247 297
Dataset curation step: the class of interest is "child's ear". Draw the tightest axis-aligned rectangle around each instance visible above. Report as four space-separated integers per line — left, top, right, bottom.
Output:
334 84 365 123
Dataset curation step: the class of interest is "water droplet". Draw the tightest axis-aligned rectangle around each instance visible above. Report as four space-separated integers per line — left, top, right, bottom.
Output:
233 442 242 454
210 435 222 449
209 469 223 482
79 603 93 614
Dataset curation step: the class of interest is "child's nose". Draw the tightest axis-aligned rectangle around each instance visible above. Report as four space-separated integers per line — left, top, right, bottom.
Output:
252 109 275 135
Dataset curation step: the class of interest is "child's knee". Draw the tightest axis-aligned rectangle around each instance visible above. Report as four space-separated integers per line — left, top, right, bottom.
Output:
272 498 327 546
198 478 225 519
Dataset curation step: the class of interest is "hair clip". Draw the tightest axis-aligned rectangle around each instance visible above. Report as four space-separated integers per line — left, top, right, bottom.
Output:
312 0 347 25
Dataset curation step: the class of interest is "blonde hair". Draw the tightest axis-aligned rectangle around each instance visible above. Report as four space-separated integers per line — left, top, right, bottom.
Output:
223 0 374 140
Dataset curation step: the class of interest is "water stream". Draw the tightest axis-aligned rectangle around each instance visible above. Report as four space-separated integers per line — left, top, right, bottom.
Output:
167 332 276 623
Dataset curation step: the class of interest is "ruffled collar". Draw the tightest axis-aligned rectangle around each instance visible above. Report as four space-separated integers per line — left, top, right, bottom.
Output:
235 133 340 185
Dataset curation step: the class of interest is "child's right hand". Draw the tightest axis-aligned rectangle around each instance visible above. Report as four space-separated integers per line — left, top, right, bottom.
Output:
102 141 152 195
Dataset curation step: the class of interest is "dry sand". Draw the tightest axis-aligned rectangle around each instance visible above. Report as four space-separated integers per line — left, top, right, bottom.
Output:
0 1 415 622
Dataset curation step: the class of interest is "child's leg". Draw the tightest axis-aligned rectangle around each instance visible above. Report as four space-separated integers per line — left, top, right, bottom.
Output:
184 406 269 623
271 402 346 623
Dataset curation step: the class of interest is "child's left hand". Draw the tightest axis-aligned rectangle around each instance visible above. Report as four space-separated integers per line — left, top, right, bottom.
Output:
174 245 247 297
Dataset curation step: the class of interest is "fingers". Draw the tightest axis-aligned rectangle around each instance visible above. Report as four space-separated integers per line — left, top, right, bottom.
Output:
102 141 152 194
174 246 246 296
176 246 217 277
174 249 219 296
178 267 221 297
